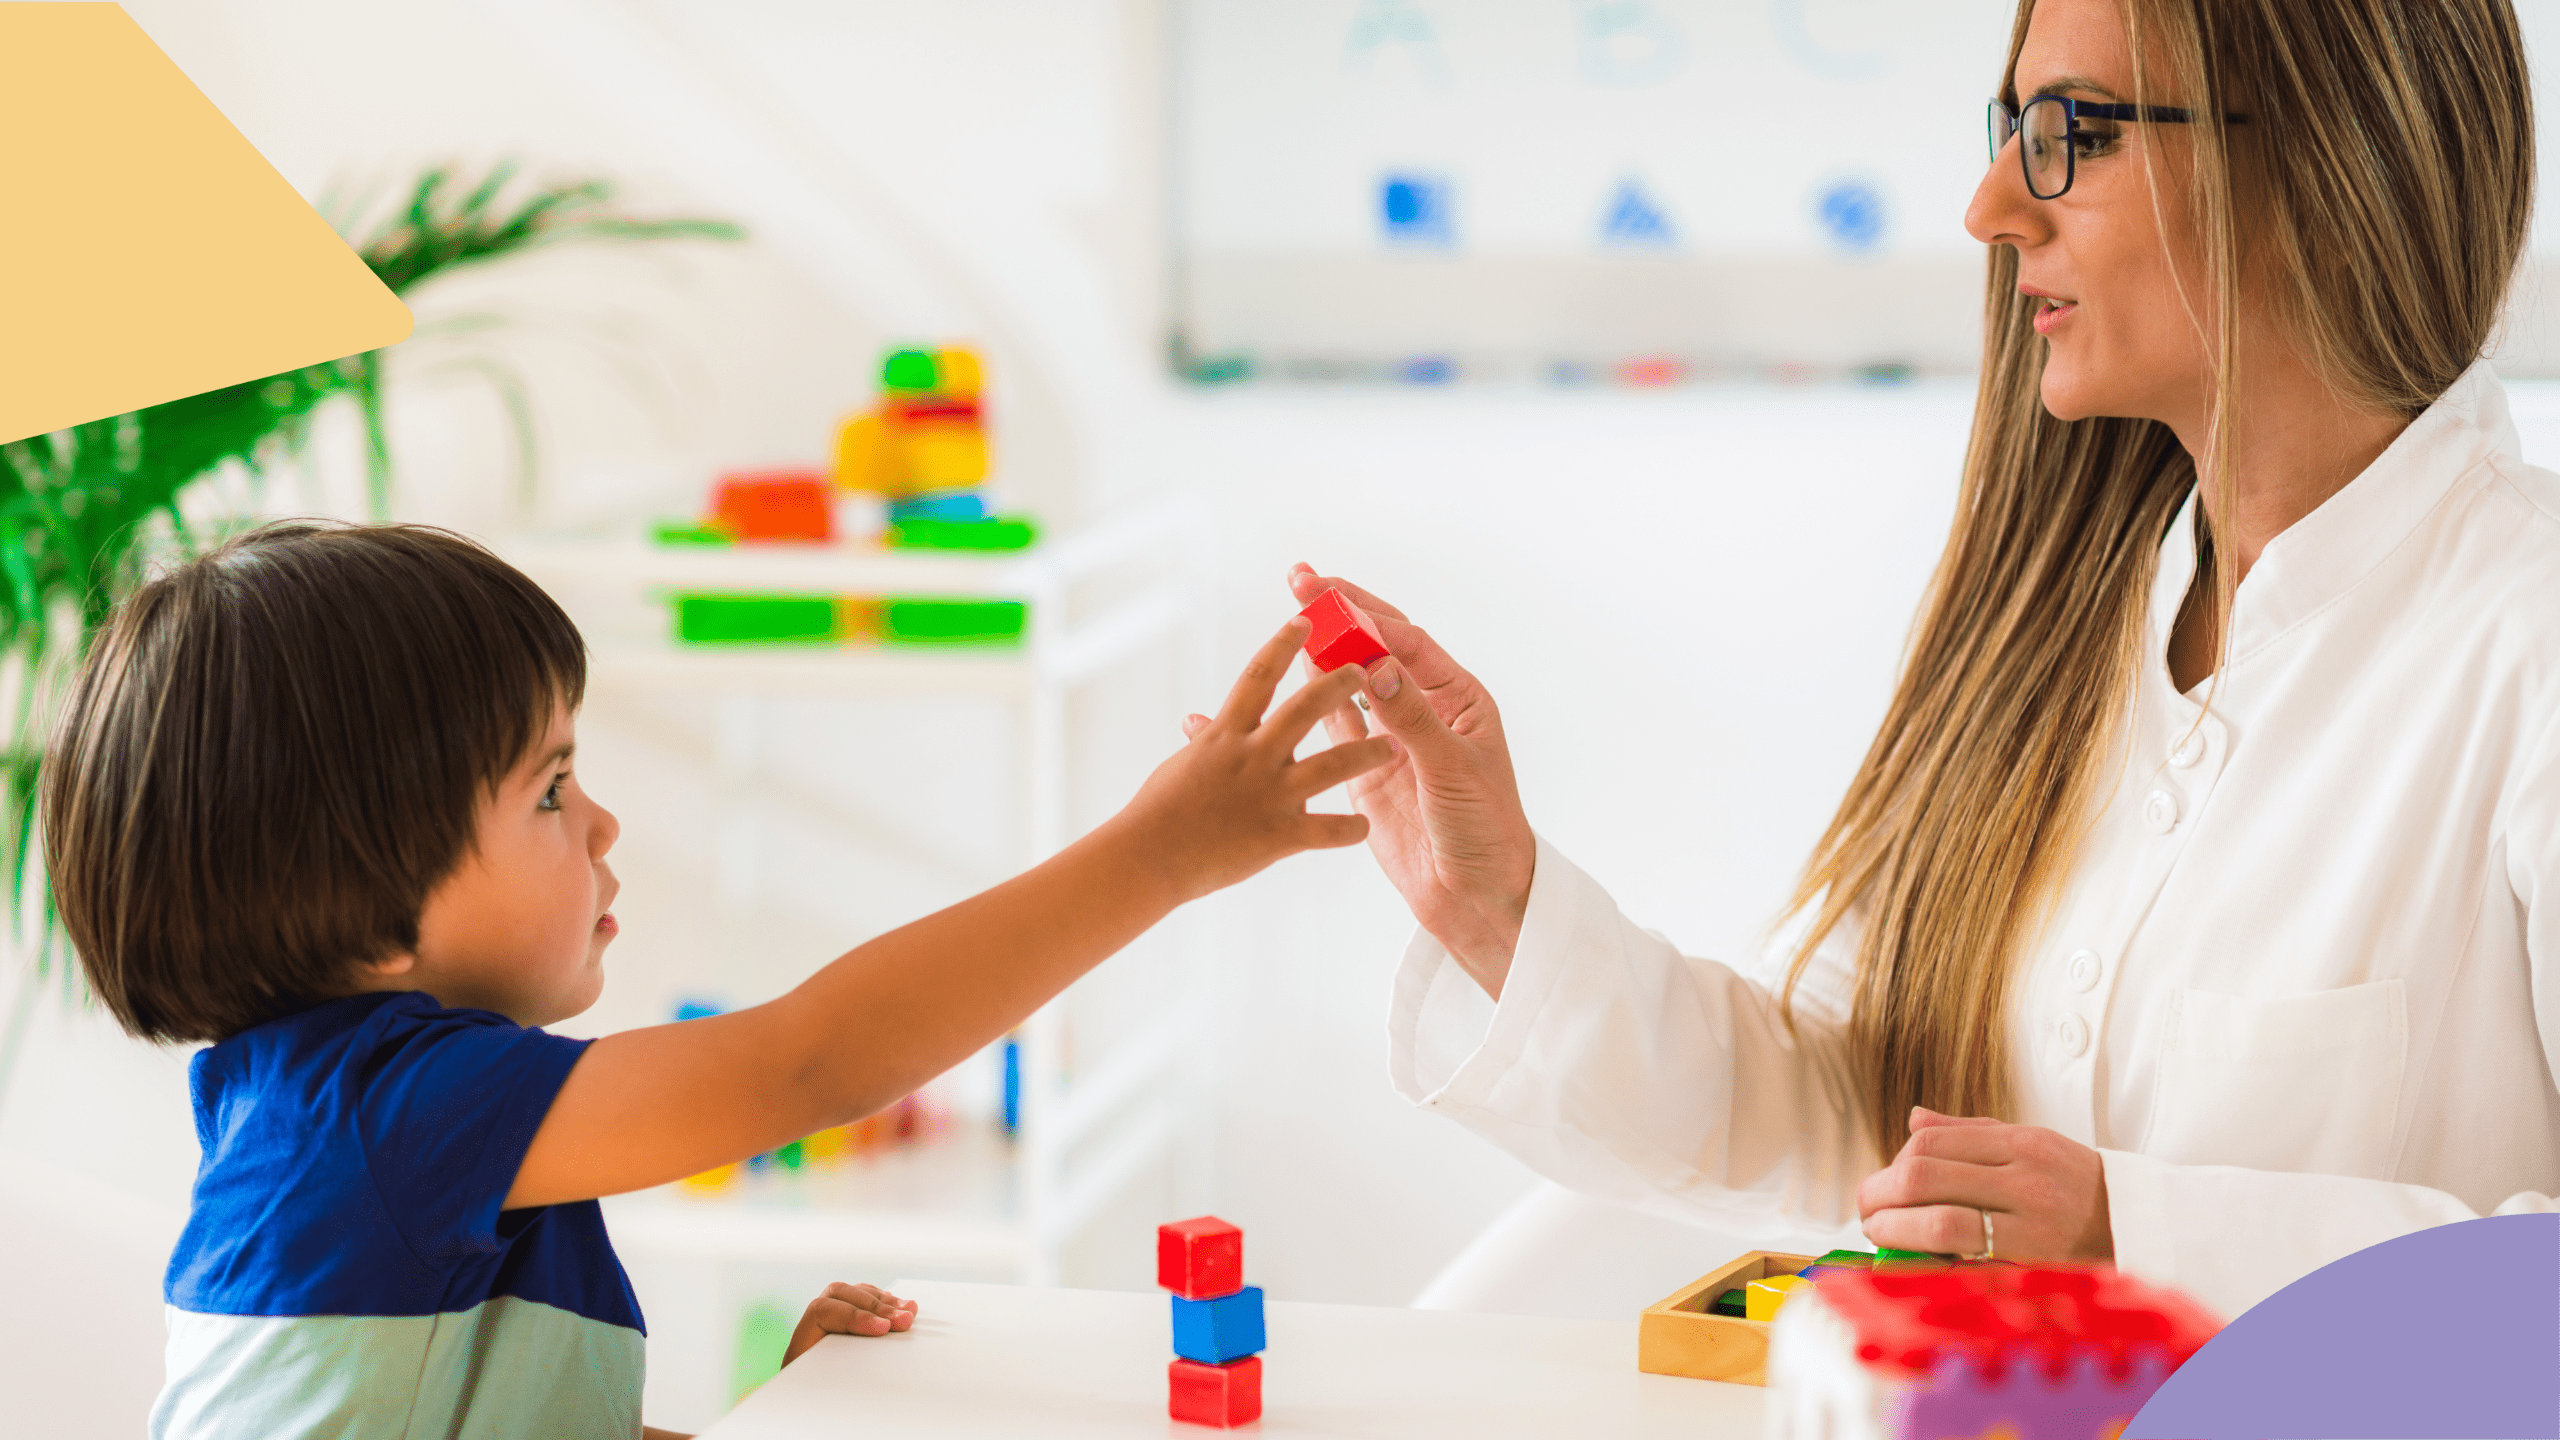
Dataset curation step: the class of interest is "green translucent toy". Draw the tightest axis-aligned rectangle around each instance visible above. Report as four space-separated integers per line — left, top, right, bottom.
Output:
881 348 939 393
674 594 840 644
882 598 1025 645
887 516 1039 552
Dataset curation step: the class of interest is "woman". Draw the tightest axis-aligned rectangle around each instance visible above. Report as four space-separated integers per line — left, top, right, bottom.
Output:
1275 0 2560 1320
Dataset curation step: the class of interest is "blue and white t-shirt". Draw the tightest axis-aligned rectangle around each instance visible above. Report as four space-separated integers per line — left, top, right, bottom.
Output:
154 991 644 1440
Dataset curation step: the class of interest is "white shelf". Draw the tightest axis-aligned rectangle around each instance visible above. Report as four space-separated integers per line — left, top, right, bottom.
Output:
582 638 1036 699
503 536 1045 597
602 1122 1026 1271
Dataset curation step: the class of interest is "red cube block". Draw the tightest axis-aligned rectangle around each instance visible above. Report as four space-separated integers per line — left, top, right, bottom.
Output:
1158 1215 1243 1300
1168 1355 1261 1428
714 469 833 541
1298 587 1388 673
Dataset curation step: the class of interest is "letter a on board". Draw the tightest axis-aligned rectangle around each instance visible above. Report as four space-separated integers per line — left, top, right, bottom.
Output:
0 4 413 444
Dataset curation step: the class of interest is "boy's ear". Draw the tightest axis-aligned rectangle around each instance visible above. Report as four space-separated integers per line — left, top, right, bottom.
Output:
352 950 420 986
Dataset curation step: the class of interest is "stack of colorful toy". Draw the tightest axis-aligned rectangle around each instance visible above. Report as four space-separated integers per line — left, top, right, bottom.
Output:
1158 1216 1263 1428
1767 1262 2220 1440
834 346 1036 552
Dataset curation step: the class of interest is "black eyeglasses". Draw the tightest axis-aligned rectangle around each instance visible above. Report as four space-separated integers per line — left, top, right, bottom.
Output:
1987 96 2249 199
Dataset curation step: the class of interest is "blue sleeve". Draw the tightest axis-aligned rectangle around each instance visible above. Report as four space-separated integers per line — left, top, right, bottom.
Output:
352 999 592 1267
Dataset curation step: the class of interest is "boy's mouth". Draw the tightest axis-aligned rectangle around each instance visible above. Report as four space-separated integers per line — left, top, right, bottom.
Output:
595 911 619 936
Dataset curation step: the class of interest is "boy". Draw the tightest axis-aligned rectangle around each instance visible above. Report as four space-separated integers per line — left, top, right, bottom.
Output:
40 521 1390 1439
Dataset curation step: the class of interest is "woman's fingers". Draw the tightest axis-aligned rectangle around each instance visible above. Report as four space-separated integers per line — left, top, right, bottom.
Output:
1288 562 1410 623
1862 1203 1995 1257
1908 1106 2004 1136
1356 659 1463 761
1213 618 1312 729
1857 1153 2004 1218
1896 1119 2018 1166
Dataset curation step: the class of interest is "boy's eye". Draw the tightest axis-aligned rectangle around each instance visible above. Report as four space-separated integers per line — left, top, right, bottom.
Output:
540 775 567 812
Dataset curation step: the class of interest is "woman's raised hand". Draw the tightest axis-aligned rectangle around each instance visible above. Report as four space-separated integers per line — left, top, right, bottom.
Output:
1188 565 1536 996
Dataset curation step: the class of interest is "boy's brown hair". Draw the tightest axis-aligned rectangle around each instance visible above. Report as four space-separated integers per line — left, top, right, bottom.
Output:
41 522 587 1043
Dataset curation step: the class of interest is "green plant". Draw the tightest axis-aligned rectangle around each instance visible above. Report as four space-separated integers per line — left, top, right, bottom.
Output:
0 163 738 1074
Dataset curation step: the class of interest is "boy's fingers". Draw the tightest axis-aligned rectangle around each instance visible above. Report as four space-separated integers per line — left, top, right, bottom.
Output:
1297 811 1371 849
807 1297 894 1335
1213 618 1312 729
1181 712 1211 740
1262 662 1369 747
1289 736 1396 797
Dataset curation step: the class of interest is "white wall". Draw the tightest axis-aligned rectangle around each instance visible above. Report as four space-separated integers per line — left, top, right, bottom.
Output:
18 4 2560 1435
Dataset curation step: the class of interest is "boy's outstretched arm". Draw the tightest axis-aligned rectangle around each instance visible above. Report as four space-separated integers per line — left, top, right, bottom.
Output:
505 618 1389 1209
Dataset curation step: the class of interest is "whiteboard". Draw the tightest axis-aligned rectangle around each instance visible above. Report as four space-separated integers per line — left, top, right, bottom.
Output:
1169 0 2023 383
1170 0 2560 382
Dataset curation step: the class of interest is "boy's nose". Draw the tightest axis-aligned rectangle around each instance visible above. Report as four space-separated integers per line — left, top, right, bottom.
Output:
590 801 621 857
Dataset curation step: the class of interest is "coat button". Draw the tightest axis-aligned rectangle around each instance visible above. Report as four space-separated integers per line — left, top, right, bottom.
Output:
2067 949 2101 992
2169 732 2204 768
2056 1013 2089 1058
2143 789 2179 833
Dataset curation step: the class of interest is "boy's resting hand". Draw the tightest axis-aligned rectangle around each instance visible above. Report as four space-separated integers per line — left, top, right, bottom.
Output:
785 1283 917 1366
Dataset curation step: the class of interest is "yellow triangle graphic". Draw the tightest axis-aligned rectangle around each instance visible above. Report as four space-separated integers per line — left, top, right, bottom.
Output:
0 3 412 444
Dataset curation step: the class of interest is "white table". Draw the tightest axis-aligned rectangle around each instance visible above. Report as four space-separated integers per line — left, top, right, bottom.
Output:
701 1279 1765 1438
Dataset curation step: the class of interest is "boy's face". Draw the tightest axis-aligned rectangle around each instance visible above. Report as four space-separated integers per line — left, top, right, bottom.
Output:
372 704 622 1026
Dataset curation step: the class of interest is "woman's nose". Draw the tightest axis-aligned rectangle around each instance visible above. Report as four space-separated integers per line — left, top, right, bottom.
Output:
1966 136 2050 250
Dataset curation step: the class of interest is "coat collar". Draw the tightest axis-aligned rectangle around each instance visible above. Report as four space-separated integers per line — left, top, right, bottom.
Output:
2145 360 2519 686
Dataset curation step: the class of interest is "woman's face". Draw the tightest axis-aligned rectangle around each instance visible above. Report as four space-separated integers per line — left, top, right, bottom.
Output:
1967 0 2215 431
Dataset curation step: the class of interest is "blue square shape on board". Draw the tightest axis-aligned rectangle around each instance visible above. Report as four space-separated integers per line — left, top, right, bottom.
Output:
1171 1286 1265 1365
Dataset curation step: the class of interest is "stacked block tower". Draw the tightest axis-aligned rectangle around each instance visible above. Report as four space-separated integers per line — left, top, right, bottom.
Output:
1158 1216 1263 1428
1767 1263 2220 1440
834 345 1035 551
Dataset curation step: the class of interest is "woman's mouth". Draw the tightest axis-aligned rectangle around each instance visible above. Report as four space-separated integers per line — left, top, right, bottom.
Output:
2032 295 2078 335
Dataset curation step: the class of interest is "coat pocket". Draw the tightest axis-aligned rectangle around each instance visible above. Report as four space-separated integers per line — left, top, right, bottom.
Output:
2140 979 2407 1179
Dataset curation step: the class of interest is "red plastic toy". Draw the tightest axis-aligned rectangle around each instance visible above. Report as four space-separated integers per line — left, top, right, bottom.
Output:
1298 587 1388 673
1168 1356 1262 1428
1158 1216 1244 1301
714 469 833 541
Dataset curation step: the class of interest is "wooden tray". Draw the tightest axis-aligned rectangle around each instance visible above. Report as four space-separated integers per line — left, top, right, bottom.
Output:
1636 1249 1821 1386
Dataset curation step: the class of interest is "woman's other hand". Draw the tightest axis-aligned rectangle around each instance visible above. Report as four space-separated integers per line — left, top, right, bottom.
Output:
1186 565 1534 996
1855 1108 2113 1262
783 1282 918 1367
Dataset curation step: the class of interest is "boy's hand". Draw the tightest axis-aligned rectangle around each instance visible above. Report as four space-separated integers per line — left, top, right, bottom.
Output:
784 1282 917 1366
1120 617 1396 903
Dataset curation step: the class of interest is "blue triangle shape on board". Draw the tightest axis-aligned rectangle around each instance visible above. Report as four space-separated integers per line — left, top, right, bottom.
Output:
1602 180 1673 245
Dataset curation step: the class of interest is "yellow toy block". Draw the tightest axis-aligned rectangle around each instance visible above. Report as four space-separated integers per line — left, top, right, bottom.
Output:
935 346 983 399
834 411 900 493
800 1124 850 1163
1745 1274 1805 1322
680 1162 738 1192
903 417 988 489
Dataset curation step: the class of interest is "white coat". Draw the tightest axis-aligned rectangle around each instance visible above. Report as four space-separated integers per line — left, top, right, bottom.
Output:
1389 361 2560 1321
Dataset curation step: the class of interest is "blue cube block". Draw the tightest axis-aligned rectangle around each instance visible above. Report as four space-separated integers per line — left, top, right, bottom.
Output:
889 491 986 524
1170 1285 1264 1365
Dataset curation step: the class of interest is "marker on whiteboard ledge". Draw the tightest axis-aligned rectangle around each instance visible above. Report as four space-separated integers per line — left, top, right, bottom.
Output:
1297 587 1389 708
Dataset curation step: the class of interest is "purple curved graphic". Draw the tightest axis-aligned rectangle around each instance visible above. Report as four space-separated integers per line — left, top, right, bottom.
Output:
2126 1213 2558 1438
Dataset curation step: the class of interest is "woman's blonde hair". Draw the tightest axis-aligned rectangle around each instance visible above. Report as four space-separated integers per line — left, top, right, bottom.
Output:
1786 0 2534 1162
